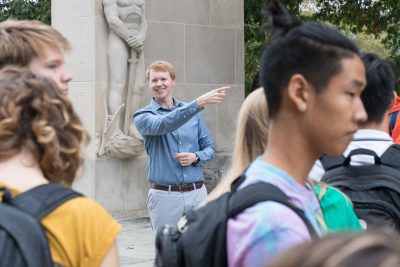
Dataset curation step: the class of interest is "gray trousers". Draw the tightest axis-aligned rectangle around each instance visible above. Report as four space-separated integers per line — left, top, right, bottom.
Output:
147 185 207 232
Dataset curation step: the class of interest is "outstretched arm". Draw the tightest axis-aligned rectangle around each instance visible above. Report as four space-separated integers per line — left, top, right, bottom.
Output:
134 86 230 136
196 86 230 108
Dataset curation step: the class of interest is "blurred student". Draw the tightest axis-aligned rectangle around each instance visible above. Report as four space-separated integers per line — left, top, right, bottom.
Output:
0 67 120 267
266 230 400 267
0 19 72 95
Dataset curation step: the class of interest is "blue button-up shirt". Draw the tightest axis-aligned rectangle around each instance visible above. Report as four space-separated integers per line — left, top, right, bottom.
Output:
133 98 215 185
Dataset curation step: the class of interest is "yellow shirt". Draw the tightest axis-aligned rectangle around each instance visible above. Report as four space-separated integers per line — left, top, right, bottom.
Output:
0 183 121 267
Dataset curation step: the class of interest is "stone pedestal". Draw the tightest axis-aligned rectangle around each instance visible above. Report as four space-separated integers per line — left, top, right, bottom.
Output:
52 0 244 218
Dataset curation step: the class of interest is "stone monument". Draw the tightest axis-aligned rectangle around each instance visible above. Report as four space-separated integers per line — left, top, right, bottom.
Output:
99 0 147 158
51 0 244 219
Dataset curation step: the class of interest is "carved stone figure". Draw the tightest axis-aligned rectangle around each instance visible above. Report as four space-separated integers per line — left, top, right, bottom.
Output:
99 0 147 158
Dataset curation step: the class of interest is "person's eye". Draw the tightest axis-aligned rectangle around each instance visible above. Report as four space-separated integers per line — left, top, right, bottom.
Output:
346 91 355 98
46 64 59 69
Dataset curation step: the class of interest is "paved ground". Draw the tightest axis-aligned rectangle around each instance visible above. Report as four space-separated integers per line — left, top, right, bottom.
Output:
116 217 156 267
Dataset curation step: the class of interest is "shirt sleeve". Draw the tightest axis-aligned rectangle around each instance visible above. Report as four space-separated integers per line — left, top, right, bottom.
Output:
134 100 202 136
193 114 215 165
41 197 121 267
227 202 312 267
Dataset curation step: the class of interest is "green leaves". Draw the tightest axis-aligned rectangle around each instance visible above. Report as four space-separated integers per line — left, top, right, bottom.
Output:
244 0 304 95
245 0 400 94
312 0 399 56
0 0 51 25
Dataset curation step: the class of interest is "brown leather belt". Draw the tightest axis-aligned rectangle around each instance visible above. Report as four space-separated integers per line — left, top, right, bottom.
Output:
150 181 203 192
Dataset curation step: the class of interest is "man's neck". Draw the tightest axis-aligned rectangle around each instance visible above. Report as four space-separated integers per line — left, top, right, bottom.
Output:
262 123 317 186
358 116 388 132
156 97 174 109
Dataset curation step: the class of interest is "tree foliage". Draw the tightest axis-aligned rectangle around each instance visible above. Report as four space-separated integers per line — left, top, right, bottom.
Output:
313 0 400 55
245 0 400 94
244 0 303 94
0 0 51 25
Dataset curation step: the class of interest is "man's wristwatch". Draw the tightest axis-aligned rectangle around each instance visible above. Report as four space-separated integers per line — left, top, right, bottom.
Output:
193 153 200 165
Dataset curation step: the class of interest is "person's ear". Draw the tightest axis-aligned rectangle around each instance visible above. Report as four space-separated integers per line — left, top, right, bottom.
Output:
172 79 176 86
287 74 310 112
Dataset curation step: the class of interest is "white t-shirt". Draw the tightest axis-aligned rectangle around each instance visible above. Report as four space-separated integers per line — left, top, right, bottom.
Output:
309 129 393 181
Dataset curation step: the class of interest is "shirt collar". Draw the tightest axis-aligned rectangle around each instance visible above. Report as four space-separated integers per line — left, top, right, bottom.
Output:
149 98 183 111
253 157 314 194
354 129 392 141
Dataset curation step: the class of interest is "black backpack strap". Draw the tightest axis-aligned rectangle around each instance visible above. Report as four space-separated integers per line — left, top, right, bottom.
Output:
228 182 318 239
230 166 250 192
380 144 400 169
0 187 54 267
389 111 399 136
320 154 346 171
9 183 82 220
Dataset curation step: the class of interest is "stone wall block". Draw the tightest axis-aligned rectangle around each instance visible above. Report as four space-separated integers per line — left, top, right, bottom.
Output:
144 22 185 83
216 85 244 152
185 25 236 84
126 156 150 211
96 158 132 212
236 30 245 85
95 16 109 83
184 0 210 25
173 84 217 119
73 156 96 199
210 0 244 29
52 0 93 18
203 153 231 192
53 17 95 83
146 0 185 23
68 82 95 139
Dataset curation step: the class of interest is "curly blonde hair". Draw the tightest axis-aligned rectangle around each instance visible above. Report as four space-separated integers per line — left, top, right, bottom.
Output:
0 66 89 185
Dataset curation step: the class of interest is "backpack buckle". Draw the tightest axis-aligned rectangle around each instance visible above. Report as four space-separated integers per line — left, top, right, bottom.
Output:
0 187 13 203
177 215 188 233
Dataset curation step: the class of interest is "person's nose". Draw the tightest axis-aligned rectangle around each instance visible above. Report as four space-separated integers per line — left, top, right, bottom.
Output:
61 70 72 84
354 97 367 125
156 80 163 87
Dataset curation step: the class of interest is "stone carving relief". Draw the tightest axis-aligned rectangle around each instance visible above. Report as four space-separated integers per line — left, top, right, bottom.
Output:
99 0 147 158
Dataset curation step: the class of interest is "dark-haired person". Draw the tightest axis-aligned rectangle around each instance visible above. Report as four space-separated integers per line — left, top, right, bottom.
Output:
226 0 367 266
310 53 397 180
0 67 120 267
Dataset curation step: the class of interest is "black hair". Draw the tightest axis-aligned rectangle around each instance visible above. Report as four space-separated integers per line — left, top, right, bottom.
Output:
260 0 360 118
360 53 395 124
